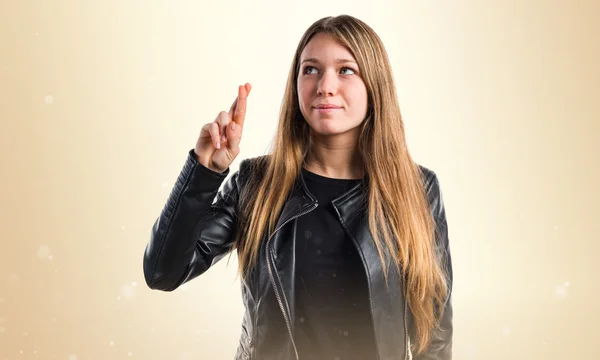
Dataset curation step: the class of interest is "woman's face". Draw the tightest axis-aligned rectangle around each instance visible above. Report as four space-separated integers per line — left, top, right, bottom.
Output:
297 33 369 139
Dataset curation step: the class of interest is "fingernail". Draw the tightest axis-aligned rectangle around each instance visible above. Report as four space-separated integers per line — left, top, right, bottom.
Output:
221 134 226 141
216 142 220 149
232 122 236 130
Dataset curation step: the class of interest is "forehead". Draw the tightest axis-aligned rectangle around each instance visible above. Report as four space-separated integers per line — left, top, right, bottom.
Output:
300 33 356 62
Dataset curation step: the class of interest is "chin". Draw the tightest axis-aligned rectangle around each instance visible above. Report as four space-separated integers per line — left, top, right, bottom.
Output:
309 120 357 137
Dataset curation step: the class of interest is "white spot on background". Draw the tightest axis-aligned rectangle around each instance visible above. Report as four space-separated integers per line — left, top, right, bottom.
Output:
48 255 54 260
68 355 77 360
128 351 132 356
131 281 137 287
122 284 135 299
553 225 558 230
44 95 54 104
0 327 6 333
161 182 169 189
555 281 570 299
502 326 511 336
121 225 126 230
343 330 348 336
109 340 114 346
8 274 19 283
37 245 51 259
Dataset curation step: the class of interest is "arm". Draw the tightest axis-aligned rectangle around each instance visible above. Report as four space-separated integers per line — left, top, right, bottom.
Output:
414 170 453 360
143 149 245 291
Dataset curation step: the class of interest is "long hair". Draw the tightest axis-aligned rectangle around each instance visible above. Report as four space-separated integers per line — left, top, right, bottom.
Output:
231 14 449 355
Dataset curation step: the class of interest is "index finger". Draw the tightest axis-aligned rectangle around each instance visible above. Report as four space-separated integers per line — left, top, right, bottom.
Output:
233 83 251 126
228 97 238 121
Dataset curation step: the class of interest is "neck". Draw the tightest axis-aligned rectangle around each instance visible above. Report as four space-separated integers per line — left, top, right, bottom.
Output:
303 132 364 180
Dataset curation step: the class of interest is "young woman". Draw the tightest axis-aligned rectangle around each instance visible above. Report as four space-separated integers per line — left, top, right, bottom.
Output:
144 14 453 360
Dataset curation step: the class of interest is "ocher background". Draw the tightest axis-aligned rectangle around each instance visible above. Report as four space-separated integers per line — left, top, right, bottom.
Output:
1 0 598 359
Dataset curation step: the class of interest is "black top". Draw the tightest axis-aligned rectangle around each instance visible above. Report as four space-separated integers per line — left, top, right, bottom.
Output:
293 167 378 360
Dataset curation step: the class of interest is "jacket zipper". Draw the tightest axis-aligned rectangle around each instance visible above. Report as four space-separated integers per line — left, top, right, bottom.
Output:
266 203 319 360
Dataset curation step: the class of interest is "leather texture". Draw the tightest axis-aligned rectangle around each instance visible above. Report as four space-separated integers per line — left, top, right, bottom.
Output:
143 149 453 360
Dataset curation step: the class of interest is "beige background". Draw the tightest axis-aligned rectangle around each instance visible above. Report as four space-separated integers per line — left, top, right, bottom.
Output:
1 0 599 359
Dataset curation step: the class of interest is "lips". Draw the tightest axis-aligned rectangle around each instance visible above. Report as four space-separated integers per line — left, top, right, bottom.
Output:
314 104 342 109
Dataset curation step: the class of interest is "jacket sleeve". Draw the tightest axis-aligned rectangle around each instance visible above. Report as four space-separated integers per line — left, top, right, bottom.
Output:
414 170 453 360
143 149 245 291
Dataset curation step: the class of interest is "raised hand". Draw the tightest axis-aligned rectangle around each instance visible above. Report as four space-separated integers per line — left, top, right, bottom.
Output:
194 83 251 173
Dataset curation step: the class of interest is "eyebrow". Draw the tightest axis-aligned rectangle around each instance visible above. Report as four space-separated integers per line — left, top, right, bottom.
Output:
300 57 357 65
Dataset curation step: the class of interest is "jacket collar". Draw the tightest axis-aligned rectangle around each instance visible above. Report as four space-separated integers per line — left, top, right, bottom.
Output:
273 168 369 232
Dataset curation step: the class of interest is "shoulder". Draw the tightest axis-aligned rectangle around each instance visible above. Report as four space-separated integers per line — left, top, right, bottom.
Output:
416 163 438 192
233 154 272 187
239 154 271 170
238 154 271 176
415 163 445 219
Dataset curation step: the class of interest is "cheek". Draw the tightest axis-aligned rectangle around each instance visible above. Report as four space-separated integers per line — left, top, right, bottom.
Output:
297 81 314 109
347 86 369 114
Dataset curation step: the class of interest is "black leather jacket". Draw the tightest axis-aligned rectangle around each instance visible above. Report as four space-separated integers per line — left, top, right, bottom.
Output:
143 149 453 360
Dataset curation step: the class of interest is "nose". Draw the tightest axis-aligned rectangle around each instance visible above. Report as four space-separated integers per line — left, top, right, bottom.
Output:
317 70 338 96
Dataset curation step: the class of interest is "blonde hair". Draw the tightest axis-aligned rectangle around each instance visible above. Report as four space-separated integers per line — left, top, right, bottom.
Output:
231 15 449 355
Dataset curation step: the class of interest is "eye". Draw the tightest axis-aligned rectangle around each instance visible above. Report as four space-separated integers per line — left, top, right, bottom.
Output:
340 67 356 75
302 66 317 75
